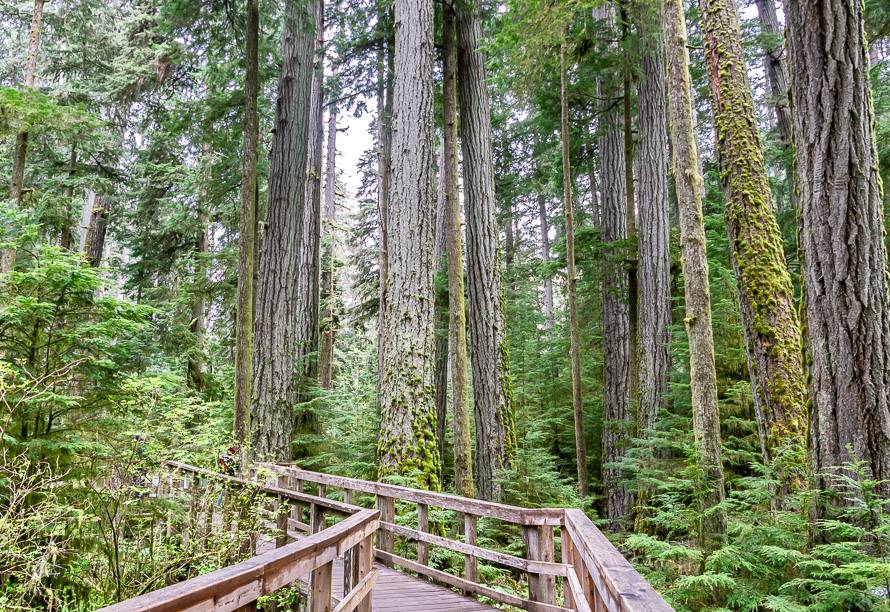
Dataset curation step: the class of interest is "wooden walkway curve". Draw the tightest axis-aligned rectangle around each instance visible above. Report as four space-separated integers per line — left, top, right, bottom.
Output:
99 462 674 612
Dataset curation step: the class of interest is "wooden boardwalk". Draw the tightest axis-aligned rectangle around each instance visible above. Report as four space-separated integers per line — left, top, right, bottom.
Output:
258 536 496 611
331 559 496 612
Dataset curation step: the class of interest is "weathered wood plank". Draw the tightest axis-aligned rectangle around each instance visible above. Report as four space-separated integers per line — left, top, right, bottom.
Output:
310 560 333 612
563 509 672 612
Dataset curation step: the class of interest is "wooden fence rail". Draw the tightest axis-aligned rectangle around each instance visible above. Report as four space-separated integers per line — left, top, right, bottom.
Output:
261 463 672 612
99 461 671 612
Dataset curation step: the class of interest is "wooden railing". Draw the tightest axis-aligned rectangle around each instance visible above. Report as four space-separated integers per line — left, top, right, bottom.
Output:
98 462 379 612
262 463 672 612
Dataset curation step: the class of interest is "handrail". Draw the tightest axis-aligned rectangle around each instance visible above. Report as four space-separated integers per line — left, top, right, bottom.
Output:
97 508 379 612
103 461 672 612
263 462 565 525
562 509 672 612
264 463 673 612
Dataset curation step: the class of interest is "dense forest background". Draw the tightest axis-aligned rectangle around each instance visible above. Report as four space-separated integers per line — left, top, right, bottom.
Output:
3 0 890 609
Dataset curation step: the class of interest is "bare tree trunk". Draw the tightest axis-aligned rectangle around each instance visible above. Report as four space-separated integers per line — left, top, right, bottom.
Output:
296 0 325 410
377 0 441 490
251 0 318 461
82 193 111 267
561 40 588 500
636 2 671 433
538 194 554 329
700 0 807 487
456 0 515 502
444 0 474 498
234 0 259 446
596 3 632 526
663 0 726 547
788 0 890 497
4 0 45 273
319 92 338 390
433 149 449 483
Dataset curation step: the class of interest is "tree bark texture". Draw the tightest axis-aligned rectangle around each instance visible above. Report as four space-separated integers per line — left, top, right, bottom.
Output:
788 0 890 495
251 0 318 461
596 3 633 525
663 0 726 545
700 0 807 479
234 0 259 446
456 0 515 502
444 0 474 499
376 16 394 413
4 0 46 273
296 0 325 407
561 40 589 500
377 0 441 490
636 3 672 433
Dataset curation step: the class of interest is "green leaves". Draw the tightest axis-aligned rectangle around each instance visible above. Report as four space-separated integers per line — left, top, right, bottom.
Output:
0 86 102 138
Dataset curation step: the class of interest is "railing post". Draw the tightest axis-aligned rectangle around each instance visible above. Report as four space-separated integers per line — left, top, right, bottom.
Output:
310 559 333 612
357 533 374 612
463 513 478 588
376 495 394 562
561 525 575 609
417 503 429 566
523 524 556 606
275 477 289 547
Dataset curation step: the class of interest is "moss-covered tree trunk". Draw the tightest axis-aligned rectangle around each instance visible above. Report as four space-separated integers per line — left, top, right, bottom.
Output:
233 0 259 446
636 2 671 433
700 0 807 485
596 2 633 526
251 0 318 461
538 193 554 329
456 0 515 502
433 149 449 482
788 0 890 496
663 0 726 546
377 0 441 490
443 0 474 498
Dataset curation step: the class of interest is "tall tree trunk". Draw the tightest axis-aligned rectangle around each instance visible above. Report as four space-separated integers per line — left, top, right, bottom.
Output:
433 149 449 483
663 0 726 547
82 192 111 267
456 0 515 502
753 0 794 211
700 0 807 486
295 0 325 411
234 0 259 446
596 2 632 526
188 211 209 392
620 6 640 422
636 2 671 433
377 0 441 490
251 0 318 461
561 40 588 500
319 93 338 390
443 0 474 498
4 0 45 273
376 14 394 413
788 0 890 496
538 194 554 329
